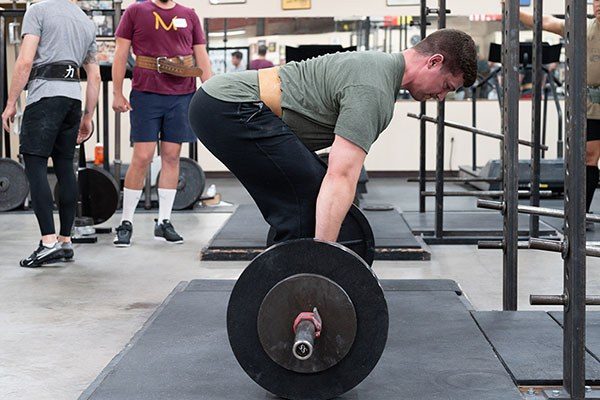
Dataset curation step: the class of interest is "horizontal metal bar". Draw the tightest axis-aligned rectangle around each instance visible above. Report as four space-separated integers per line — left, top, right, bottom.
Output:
529 238 600 258
529 238 565 253
530 294 600 306
478 240 530 249
407 113 549 151
423 190 553 198
407 177 501 183
478 200 600 223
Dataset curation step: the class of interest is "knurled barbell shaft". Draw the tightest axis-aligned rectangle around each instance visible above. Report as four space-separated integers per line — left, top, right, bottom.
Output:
529 238 600 258
478 199 600 224
530 294 600 306
407 113 549 150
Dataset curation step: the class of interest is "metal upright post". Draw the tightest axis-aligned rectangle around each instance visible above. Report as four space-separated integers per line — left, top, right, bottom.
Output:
102 80 109 172
502 0 519 311
0 15 6 158
434 0 446 238
562 0 587 396
471 86 477 171
418 0 427 213
113 0 122 188
529 0 543 238
542 85 549 158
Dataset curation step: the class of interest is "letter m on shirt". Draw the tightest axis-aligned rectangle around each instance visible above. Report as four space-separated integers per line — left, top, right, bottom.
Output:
153 11 177 31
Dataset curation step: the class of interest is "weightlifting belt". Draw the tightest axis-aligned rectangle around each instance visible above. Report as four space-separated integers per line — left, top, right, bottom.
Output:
135 55 203 78
28 62 80 82
258 67 283 117
589 86 600 104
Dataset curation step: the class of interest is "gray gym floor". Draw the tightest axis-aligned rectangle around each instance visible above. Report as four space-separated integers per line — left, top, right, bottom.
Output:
2 177 600 400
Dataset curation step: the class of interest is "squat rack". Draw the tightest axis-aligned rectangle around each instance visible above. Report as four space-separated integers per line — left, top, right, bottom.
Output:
478 0 599 398
412 0 548 244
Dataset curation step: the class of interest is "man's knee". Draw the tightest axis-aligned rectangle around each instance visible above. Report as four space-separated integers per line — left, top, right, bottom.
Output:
586 144 600 165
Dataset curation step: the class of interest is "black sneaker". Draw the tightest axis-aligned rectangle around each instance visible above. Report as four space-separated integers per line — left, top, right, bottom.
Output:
20 242 65 268
114 221 133 247
154 219 184 244
60 242 74 261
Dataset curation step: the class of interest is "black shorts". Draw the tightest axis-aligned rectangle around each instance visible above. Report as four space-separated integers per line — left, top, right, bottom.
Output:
588 119 600 142
19 96 82 159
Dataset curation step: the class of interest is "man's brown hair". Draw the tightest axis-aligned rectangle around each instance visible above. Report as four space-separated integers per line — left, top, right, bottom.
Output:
413 29 478 87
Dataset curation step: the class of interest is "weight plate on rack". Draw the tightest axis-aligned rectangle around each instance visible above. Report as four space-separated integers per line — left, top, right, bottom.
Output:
0 158 29 212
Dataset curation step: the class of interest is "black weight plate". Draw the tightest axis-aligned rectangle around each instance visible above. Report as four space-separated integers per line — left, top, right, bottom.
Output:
227 239 388 400
157 157 205 210
266 204 375 266
54 166 119 225
0 158 29 212
257 273 357 373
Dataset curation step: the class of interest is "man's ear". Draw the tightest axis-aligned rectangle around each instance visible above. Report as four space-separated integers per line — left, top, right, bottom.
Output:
427 53 445 69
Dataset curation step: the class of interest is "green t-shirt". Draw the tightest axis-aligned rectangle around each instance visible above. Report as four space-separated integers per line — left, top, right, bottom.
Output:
201 51 405 152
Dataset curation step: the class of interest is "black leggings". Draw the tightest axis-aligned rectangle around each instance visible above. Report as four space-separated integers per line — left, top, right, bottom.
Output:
23 154 76 237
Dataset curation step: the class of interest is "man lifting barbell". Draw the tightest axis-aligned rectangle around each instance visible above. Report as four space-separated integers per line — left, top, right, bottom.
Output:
189 29 477 244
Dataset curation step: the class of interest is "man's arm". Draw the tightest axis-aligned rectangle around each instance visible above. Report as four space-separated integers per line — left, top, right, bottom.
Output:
1 34 39 132
112 37 133 112
78 48 101 143
518 8 565 36
193 44 213 82
315 135 366 242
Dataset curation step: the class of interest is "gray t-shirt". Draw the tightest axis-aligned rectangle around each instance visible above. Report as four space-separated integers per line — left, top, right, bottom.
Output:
22 0 97 105
201 51 405 153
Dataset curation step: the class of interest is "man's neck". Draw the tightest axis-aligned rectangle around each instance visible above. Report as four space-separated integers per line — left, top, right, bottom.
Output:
152 0 176 10
400 48 424 89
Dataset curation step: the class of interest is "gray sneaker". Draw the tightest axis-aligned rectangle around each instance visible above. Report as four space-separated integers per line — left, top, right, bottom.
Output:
154 219 184 244
114 221 133 247
20 242 65 268
60 242 74 261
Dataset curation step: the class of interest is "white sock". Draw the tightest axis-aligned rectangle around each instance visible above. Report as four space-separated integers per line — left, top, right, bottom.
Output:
121 188 142 224
158 188 177 223
42 240 58 248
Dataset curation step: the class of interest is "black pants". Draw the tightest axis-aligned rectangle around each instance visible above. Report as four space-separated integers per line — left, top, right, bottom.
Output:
189 89 326 242
20 96 81 237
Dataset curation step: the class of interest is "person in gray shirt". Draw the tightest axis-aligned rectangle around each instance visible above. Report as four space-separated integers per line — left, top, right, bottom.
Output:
189 29 477 245
1 0 100 267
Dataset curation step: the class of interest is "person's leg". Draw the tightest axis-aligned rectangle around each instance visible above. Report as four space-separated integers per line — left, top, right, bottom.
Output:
122 142 157 221
23 154 57 241
586 119 600 214
189 89 326 242
157 141 180 222
50 98 81 244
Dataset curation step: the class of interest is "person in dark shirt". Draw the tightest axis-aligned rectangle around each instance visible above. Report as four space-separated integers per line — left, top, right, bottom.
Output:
249 45 274 70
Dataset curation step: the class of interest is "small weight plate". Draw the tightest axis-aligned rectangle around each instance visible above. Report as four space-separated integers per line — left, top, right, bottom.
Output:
0 158 29 212
227 239 388 400
266 204 375 266
257 273 357 373
55 166 119 225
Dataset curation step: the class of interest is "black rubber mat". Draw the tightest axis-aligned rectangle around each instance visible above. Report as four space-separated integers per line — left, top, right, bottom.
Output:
549 312 600 364
472 311 600 385
201 204 430 261
79 279 521 400
404 211 558 240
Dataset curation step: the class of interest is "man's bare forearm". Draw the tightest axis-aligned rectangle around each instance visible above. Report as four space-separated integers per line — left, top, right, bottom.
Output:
315 174 357 242
83 70 101 119
111 57 127 96
7 60 32 106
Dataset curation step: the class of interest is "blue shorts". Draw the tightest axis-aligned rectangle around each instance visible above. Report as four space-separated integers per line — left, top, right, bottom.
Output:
129 90 196 143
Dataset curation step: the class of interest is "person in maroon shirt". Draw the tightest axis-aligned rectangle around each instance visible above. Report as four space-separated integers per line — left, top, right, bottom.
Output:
249 45 274 70
111 0 212 247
